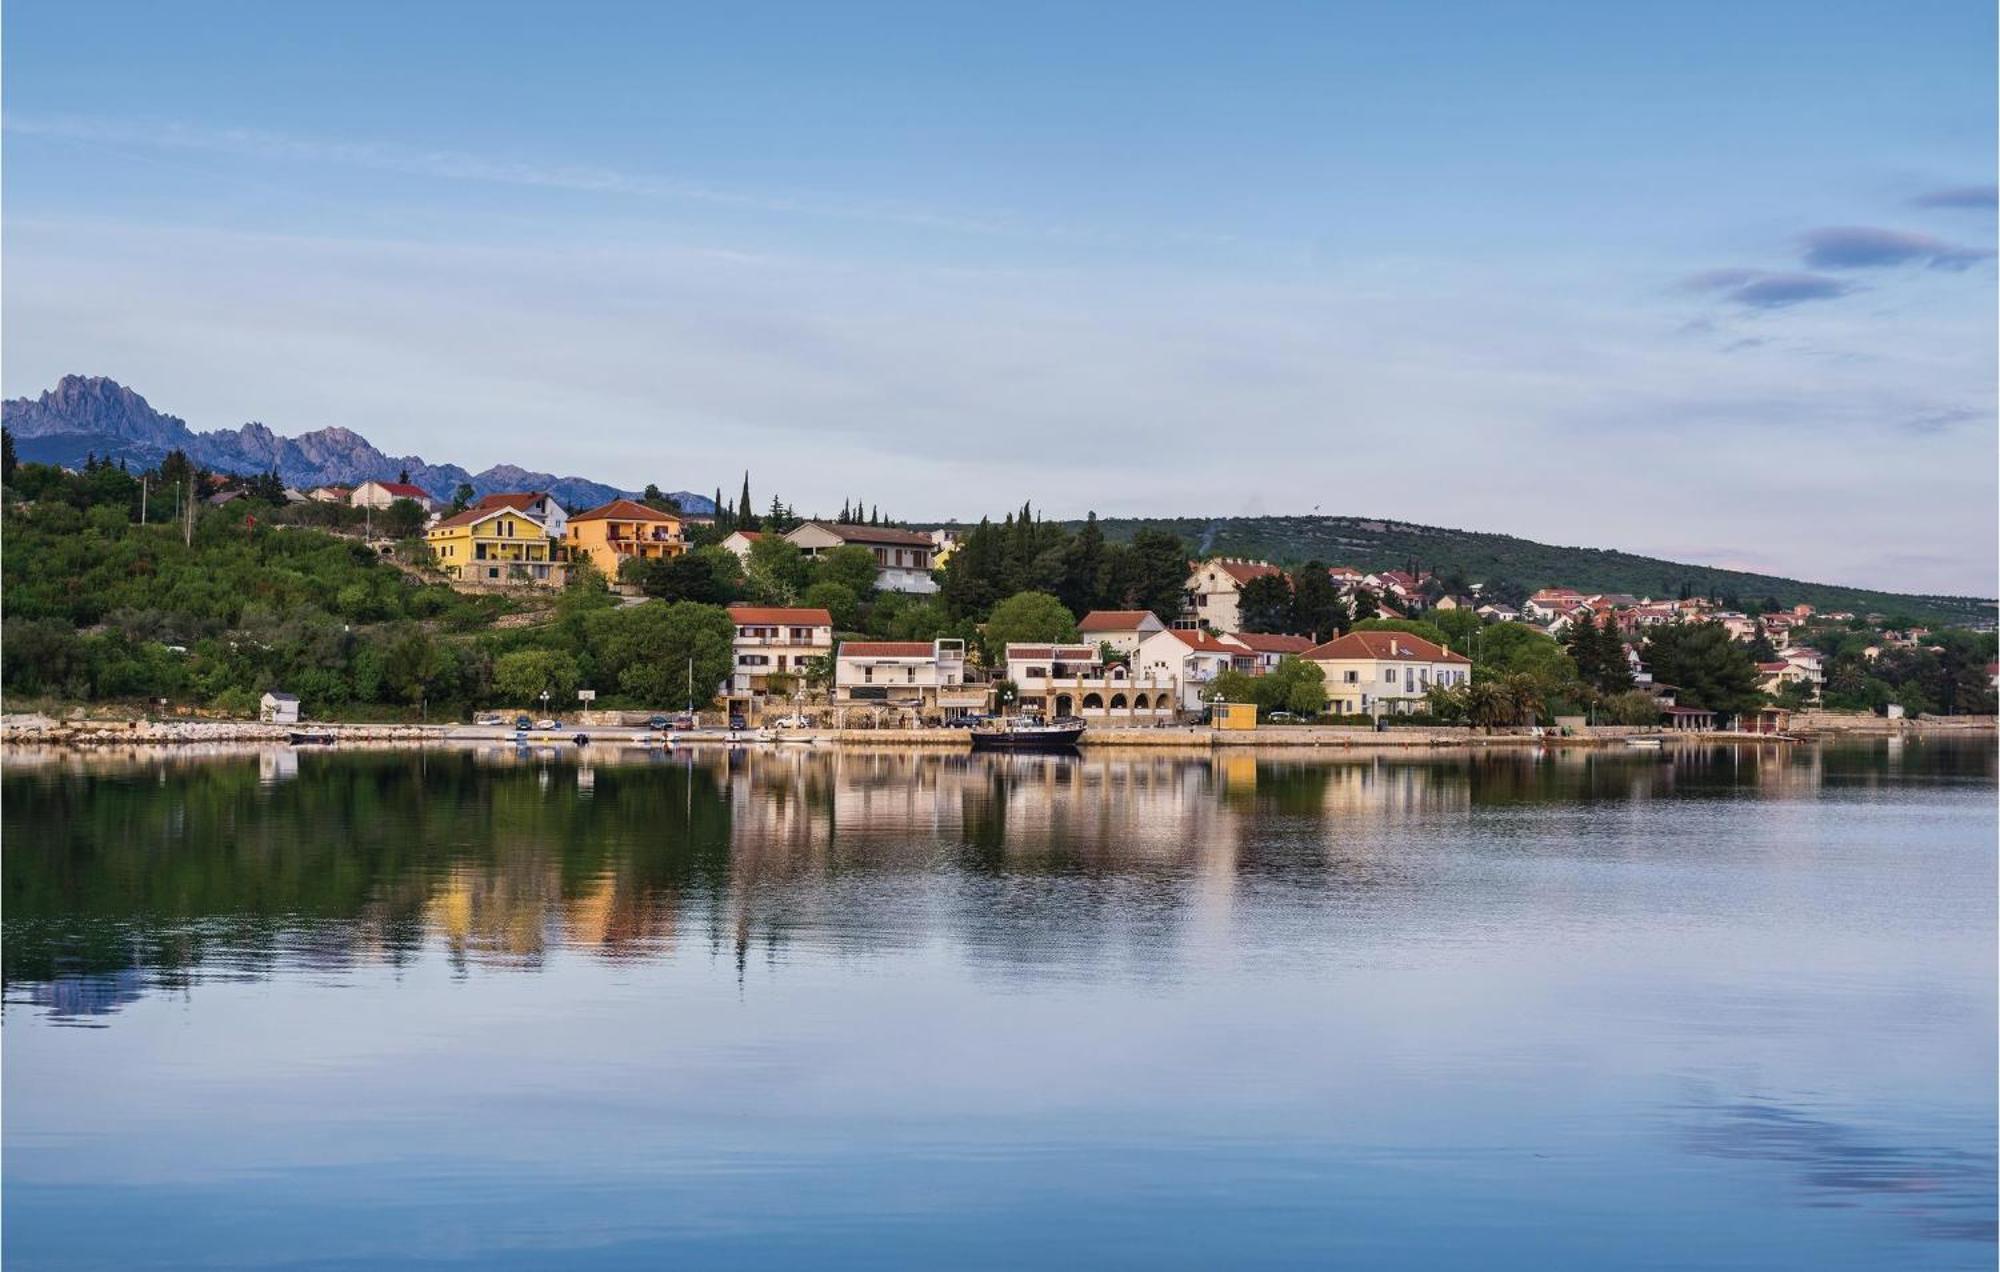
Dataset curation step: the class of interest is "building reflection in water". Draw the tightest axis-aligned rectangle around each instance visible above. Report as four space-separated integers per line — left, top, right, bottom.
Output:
2 739 1978 1020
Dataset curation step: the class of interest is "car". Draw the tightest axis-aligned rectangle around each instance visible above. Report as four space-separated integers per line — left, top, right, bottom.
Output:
670 713 697 730
535 718 559 730
475 713 503 727
728 714 747 731
513 715 533 731
1267 711 1301 723
647 715 671 731
770 715 809 728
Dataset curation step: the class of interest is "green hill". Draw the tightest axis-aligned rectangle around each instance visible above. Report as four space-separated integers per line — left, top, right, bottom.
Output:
1061 514 1991 625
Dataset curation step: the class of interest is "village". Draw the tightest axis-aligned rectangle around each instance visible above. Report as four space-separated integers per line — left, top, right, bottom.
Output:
208 476 1993 741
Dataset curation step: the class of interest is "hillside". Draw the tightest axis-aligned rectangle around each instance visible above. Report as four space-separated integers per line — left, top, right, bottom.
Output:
1071 514 1992 625
3 375 716 515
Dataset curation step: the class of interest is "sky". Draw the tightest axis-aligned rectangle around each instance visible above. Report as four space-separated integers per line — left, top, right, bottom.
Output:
4 2 1995 594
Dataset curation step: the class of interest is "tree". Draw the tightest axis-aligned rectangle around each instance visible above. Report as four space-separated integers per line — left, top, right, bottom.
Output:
381 498 427 539
803 580 861 630
1237 573 1294 633
737 472 755 531
1640 621 1763 718
624 548 740 605
1103 527 1191 622
1430 606 1483 657
397 468 411 484
493 648 581 705
1058 512 1107 617
984 591 1079 648
1259 655 1328 716
584 601 735 707
1351 588 1381 622
1599 690 1661 725
1288 564 1349 641
814 544 880 596
451 483 477 513
744 534 812 603
249 470 287 503
1354 617 1453 650
1 426 15 484
1563 612 1607 686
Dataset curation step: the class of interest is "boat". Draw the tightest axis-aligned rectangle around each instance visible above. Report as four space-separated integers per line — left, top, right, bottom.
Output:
287 731 336 746
969 717 1086 753
1627 738 1663 749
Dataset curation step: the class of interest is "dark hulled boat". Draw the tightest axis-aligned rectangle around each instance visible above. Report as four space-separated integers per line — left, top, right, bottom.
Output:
969 717 1086 753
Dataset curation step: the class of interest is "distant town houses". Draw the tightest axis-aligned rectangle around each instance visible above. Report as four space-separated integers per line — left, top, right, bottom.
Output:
1221 631 1317 675
785 521 939 593
1137 627 1245 715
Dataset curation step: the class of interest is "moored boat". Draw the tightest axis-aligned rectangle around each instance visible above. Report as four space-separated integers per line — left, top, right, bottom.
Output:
287 732 336 746
969 717 1085 753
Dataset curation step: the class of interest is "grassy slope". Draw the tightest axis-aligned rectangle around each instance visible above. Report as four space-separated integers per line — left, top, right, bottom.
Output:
1064 514 1990 624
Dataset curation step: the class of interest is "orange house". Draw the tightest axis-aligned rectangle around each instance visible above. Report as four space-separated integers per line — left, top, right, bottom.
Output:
562 498 686 579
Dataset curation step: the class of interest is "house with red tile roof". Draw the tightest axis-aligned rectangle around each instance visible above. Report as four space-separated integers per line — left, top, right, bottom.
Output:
718 529 765 562
1075 609 1167 656
350 479 436 512
1302 630 1471 717
561 498 686 579
726 604 834 708
1220 631 1317 674
1137 626 1246 715
1184 558 1283 633
464 490 567 537
785 522 938 594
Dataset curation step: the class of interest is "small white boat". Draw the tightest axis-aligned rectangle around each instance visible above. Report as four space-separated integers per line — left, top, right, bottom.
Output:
1628 738 1663 749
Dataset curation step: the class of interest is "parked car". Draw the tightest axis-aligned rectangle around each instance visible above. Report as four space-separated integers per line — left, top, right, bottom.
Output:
728 714 747 731
670 713 697 730
770 715 809 728
534 718 559 730
475 713 503 726
647 715 671 731
513 715 533 730
1268 711 1301 723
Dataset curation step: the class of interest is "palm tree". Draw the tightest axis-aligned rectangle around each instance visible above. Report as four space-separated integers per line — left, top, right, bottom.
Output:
1462 680 1508 731
1500 673 1545 727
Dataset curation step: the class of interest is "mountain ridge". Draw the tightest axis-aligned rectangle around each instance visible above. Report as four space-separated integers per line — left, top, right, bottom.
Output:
2 375 716 515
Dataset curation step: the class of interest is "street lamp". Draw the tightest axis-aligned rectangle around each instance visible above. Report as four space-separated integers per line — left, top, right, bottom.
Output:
539 688 551 721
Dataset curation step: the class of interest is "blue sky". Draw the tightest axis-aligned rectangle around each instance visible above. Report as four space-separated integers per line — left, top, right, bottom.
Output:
5 1 1995 592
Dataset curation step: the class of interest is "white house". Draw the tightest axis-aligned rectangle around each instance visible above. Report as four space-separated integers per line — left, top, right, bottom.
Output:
719 529 765 562
784 522 939 593
1302 630 1472 717
259 691 300 725
1076 609 1167 657
1476 603 1522 622
833 639 987 719
1003 643 1177 722
1137 627 1243 715
350 479 436 512
1524 588 1586 623
725 605 834 707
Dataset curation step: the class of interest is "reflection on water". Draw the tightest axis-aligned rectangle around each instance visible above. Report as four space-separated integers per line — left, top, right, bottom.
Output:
3 740 1994 1269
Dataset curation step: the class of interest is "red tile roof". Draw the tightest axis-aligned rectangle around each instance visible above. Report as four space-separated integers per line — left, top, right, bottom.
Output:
1302 631 1470 663
727 605 832 626
1163 629 1243 655
1202 559 1282 586
726 529 765 541
1077 609 1158 632
839 641 938 657
1226 633 1316 654
371 481 431 499
429 505 516 530
569 498 679 524
471 491 549 513
1004 645 1100 662
801 522 933 547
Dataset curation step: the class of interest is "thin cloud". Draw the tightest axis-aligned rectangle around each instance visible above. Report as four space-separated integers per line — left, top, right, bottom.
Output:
1901 405 1988 435
1800 226 1993 271
1683 268 1854 309
1910 184 1998 211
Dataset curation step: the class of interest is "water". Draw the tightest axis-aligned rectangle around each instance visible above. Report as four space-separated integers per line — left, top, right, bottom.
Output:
4 740 1993 1269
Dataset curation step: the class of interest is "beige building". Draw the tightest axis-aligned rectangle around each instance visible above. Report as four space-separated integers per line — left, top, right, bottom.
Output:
1003 643 1177 722
1185 558 1282 633
1136 627 1244 715
349 479 435 511
1303 630 1471 716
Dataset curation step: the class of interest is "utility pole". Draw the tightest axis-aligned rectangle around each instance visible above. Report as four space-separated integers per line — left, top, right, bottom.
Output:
140 476 148 524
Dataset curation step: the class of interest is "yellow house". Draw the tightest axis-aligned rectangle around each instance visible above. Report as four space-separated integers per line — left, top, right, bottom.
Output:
562 498 685 579
427 505 563 586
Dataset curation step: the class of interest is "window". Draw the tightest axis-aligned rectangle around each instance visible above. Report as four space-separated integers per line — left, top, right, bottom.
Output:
1382 669 1395 683
1344 670 1358 683
863 667 874 683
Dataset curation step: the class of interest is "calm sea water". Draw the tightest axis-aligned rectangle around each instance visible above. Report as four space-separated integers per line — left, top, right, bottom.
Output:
4 740 1993 1269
